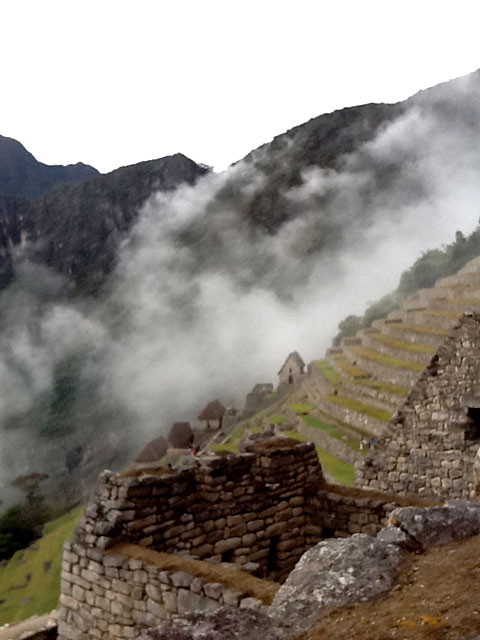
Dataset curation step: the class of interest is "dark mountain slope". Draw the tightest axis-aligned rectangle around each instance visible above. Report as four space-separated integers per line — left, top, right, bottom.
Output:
0 135 98 198
3 153 209 291
240 69 480 231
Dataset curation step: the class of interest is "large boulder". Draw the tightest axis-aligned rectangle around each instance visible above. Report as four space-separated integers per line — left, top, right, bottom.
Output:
269 534 403 634
387 500 480 548
136 608 283 640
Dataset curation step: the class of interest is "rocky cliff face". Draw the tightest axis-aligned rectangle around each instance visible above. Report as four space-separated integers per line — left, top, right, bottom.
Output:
0 135 99 198
1 153 209 291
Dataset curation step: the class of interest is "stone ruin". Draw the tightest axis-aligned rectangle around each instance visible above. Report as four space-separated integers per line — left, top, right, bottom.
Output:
56 313 480 639
356 312 480 499
57 439 423 640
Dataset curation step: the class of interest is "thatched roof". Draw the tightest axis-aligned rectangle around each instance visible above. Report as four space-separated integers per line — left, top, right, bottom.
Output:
168 422 194 449
198 400 226 420
135 436 168 463
278 351 305 374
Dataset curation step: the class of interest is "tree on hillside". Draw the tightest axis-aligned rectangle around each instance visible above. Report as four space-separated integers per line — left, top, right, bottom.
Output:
11 473 48 508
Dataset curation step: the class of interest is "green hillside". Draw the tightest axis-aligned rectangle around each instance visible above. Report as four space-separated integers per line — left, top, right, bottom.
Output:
0 506 82 626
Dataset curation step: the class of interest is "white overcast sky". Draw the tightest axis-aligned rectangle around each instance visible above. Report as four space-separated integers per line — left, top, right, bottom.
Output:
1 0 479 173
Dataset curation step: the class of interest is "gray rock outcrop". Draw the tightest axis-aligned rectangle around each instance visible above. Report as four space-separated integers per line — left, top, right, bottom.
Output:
269 533 403 633
136 609 283 640
387 500 480 548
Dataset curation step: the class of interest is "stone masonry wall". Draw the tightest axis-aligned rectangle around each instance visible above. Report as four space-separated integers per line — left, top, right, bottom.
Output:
356 313 480 499
58 542 270 640
58 441 424 640
72 443 323 581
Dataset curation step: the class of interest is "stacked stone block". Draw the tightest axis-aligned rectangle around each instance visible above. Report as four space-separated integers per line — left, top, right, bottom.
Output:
58 543 266 640
58 440 422 640
357 313 480 499
72 443 322 580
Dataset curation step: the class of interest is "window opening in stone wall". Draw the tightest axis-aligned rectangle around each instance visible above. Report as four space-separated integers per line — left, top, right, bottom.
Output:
267 535 280 573
322 527 335 539
221 548 234 563
466 407 480 440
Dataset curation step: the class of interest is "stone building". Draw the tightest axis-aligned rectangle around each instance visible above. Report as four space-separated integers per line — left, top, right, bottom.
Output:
57 439 420 640
278 352 305 386
243 383 274 418
356 312 480 499
197 400 226 430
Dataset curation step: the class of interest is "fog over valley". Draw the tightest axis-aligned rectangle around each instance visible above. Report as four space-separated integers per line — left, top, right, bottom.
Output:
2 70 480 503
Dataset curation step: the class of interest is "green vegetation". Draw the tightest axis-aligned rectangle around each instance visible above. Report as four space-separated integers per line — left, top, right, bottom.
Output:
268 415 285 424
0 506 38 560
300 415 361 451
334 225 480 344
284 431 355 486
289 403 315 414
328 395 392 422
333 315 362 347
0 507 82 626
371 333 436 354
211 424 244 454
398 228 480 296
352 346 424 371
353 377 409 397
388 323 448 337
315 360 342 386
332 354 369 378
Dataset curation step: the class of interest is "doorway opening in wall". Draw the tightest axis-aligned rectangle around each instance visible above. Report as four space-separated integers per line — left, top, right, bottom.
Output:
267 535 280 573
466 407 480 440
221 549 234 563
322 527 335 539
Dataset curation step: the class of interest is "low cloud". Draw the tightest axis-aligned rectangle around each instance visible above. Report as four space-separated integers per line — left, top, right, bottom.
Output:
2 77 480 501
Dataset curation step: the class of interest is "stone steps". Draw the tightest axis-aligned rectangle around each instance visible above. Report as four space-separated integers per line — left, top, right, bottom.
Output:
342 344 423 387
360 331 434 366
338 376 407 414
373 318 448 348
292 257 480 475
314 355 402 414
311 393 387 438
387 308 461 331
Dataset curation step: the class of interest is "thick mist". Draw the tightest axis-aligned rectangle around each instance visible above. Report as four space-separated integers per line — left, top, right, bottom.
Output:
2 77 480 502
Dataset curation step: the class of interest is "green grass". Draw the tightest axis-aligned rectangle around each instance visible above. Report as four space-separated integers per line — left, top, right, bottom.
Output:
268 415 285 424
328 394 393 422
300 415 360 451
248 425 263 434
284 431 355 486
388 323 448 337
370 333 435 354
315 360 342 386
0 506 82 626
352 346 424 371
352 377 409 397
211 424 245 453
332 354 369 378
289 403 315 414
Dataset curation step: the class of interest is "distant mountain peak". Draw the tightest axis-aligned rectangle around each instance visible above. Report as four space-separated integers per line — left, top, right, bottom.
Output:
0 135 99 198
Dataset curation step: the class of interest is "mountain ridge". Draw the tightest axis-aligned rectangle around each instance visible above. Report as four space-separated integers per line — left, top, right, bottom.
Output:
0 134 99 199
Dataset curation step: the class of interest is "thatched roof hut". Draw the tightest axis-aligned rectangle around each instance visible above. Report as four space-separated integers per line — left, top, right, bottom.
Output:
198 400 226 421
168 422 194 449
134 436 168 463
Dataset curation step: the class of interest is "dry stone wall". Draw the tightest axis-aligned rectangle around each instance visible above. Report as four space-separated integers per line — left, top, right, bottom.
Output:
58 441 423 640
72 443 323 580
356 313 480 499
58 543 269 640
